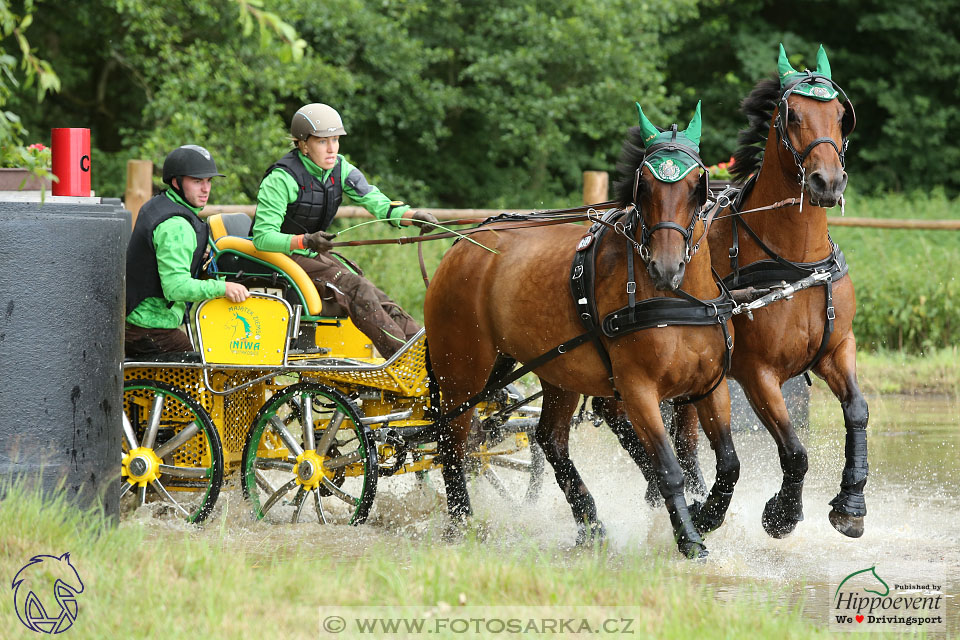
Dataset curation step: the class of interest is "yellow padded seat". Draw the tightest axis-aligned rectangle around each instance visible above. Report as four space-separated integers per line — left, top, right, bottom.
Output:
206 213 324 316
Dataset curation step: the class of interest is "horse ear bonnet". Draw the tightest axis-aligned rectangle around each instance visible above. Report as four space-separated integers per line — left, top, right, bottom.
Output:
778 44 856 136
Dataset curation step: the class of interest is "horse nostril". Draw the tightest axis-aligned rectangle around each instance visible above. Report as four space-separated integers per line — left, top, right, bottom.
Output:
809 171 828 193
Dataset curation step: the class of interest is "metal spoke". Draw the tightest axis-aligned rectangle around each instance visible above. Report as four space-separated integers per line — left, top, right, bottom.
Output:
302 393 316 451
487 456 532 473
254 470 275 495
482 467 513 501
254 458 295 473
260 478 298 516
150 479 192 518
321 477 359 507
138 484 147 507
119 480 134 499
291 487 307 523
268 416 303 457
313 488 327 524
315 410 345 457
323 450 361 470
154 422 200 459
142 393 165 449
158 464 209 479
121 413 139 450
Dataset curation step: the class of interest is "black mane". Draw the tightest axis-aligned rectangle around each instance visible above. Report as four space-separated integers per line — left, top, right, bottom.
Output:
731 74 781 184
613 125 648 207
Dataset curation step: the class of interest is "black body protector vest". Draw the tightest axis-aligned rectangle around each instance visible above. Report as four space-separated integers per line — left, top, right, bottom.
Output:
126 192 208 313
265 150 343 234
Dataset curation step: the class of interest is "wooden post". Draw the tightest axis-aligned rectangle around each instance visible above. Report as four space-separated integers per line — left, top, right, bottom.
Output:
582 170 609 205
125 159 153 228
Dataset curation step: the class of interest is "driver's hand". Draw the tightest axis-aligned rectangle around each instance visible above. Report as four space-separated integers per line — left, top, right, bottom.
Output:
224 281 250 303
406 210 438 229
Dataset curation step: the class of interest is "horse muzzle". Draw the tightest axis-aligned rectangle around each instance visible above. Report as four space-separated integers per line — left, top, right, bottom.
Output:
806 166 848 209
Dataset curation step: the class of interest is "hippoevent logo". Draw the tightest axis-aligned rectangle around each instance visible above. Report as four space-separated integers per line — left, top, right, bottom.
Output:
830 564 946 633
227 305 262 354
11 553 84 633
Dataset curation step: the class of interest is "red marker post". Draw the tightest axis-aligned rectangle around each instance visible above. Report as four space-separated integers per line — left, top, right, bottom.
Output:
51 128 92 196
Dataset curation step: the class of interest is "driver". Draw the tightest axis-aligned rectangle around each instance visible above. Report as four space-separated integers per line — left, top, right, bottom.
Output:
125 145 250 357
252 103 437 358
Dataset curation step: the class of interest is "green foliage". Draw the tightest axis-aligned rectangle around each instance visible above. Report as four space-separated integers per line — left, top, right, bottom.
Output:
0 0 60 176
661 0 960 195
829 190 960 353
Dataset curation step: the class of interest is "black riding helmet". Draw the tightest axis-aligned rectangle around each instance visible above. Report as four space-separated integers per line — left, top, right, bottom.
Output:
162 145 224 198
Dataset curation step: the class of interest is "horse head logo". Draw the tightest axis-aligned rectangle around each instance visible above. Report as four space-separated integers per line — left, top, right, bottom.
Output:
226 311 253 339
11 552 84 634
835 565 890 599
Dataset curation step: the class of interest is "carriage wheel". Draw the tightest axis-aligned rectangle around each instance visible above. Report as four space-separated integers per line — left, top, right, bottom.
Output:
241 382 377 525
469 384 546 505
121 380 224 524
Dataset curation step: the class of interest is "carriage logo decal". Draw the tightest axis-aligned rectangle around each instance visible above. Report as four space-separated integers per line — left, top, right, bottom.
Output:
226 306 263 354
11 552 84 634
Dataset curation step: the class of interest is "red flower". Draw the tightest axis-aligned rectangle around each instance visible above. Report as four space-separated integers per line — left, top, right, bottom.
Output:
27 143 47 151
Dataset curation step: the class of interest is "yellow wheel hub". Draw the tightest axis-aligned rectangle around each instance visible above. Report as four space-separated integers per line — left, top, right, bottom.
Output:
294 450 334 490
121 447 163 487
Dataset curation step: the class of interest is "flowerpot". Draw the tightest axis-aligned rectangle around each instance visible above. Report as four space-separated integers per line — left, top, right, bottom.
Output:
0 167 54 191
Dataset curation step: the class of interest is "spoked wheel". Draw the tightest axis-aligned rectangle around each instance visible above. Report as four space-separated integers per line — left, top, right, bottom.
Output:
468 384 545 505
121 380 224 524
241 382 377 525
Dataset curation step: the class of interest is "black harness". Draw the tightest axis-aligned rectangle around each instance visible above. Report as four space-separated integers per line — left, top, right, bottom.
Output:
570 209 734 403
724 176 849 375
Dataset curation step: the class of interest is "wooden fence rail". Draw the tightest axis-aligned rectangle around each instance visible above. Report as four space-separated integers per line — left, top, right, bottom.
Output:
126 160 960 230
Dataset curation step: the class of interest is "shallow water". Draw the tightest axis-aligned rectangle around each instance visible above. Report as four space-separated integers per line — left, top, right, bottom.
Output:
129 390 960 634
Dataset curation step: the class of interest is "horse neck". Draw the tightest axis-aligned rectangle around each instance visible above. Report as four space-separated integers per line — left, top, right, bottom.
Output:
741 134 833 262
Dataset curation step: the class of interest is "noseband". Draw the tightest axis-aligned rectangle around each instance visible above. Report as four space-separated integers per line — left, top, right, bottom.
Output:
630 133 708 265
774 71 856 184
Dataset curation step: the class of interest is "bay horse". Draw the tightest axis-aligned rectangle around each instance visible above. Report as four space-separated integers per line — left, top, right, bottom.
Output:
669 44 868 539
424 103 739 558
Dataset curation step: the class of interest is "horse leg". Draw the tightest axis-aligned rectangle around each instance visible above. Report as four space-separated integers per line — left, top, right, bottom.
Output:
815 336 869 538
672 401 707 499
536 383 605 545
687 384 740 535
620 386 707 558
438 411 474 528
740 371 808 538
592 396 662 508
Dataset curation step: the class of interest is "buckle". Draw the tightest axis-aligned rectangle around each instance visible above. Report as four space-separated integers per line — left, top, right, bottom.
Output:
626 281 636 294
729 246 738 258
572 265 583 279
826 306 836 320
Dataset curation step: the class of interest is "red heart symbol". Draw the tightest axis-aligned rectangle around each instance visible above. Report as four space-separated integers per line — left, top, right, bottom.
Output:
856 615 864 623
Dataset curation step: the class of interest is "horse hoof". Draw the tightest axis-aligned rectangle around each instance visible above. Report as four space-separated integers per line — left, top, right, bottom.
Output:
762 496 800 539
679 540 709 560
644 482 663 509
829 508 864 538
690 500 724 535
575 521 606 546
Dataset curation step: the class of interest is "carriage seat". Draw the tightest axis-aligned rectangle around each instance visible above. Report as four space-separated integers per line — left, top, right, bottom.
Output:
206 212 324 317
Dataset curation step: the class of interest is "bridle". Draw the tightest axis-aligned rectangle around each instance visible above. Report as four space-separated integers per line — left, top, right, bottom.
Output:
774 71 857 185
629 127 709 265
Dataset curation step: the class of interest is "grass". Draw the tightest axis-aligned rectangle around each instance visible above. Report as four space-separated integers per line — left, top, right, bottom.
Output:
853 346 960 396
0 479 846 640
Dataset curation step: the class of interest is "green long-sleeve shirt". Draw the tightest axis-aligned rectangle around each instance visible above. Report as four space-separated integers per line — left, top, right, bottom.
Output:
252 151 410 255
126 191 226 329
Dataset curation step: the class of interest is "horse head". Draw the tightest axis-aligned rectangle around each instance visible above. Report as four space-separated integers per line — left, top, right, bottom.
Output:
616 101 707 291
773 44 855 208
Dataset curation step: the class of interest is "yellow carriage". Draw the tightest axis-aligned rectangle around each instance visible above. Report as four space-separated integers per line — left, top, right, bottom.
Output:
121 214 543 524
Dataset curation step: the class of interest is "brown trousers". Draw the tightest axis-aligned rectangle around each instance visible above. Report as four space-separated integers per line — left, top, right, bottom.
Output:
124 323 194 358
292 253 420 358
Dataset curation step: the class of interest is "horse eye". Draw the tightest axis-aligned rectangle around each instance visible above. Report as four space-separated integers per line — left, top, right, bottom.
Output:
788 110 801 124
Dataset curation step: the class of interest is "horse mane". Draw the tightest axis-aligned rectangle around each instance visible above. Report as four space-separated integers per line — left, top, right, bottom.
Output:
613 125 648 207
730 74 781 184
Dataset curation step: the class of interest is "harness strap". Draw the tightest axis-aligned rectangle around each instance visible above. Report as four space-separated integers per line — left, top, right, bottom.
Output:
438 325 606 424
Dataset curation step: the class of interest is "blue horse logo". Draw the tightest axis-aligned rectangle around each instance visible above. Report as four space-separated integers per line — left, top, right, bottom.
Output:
11 553 84 634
